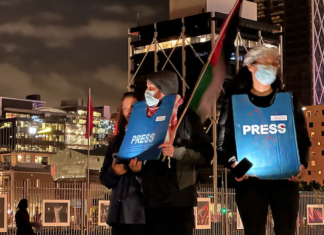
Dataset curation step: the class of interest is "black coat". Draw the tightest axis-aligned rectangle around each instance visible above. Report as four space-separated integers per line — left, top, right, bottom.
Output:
100 134 145 225
217 89 310 170
15 210 35 235
140 107 214 208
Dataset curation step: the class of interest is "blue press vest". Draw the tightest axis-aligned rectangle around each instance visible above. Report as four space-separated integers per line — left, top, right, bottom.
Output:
232 92 300 179
118 95 177 161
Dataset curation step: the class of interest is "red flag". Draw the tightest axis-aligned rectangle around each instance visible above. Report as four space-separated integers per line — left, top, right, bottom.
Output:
85 90 93 139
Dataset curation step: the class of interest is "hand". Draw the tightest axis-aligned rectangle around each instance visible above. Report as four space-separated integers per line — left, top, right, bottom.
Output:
231 161 248 182
159 143 174 157
129 158 142 172
289 165 306 182
111 159 127 175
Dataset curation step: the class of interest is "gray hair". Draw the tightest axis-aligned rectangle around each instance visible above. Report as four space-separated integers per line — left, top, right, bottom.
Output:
243 46 280 66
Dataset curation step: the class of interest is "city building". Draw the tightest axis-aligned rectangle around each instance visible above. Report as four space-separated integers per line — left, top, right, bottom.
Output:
247 0 284 26
302 105 324 185
0 95 115 185
128 0 282 187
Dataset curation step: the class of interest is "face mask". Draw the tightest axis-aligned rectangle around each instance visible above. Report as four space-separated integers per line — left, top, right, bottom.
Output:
145 90 160 107
255 65 277 85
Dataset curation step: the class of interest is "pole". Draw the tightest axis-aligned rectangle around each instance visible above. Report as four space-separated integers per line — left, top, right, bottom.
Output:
211 11 218 218
225 167 228 235
87 88 90 235
182 18 186 98
161 0 241 162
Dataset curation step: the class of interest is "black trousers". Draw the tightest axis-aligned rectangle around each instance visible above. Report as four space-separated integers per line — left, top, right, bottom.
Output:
236 179 299 235
145 207 194 235
111 223 146 235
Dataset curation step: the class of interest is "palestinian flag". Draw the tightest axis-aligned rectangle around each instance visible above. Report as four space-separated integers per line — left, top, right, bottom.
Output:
189 0 242 120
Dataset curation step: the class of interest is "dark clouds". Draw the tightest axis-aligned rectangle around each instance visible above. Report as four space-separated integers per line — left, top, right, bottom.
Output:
0 0 168 111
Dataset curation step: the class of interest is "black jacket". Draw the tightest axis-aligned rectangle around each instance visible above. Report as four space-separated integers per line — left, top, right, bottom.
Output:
140 107 214 207
217 89 310 170
100 134 145 225
15 210 35 235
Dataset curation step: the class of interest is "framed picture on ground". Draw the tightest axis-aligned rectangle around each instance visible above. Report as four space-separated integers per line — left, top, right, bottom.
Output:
42 200 70 227
236 208 244 230
307 204 324 225
98 200 110 226
195 198 211 229
0 194 7 232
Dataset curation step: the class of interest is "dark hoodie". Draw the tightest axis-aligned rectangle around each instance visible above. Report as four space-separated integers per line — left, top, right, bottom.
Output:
140 71 214 207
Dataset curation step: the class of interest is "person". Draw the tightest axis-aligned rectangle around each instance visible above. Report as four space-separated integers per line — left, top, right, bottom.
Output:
128 70 214 235
217 46 310 235
100 92 146 235
33 207 41 225
15 199 40 235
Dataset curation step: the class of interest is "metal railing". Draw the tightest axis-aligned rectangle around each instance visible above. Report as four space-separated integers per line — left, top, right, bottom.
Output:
0 183 322 235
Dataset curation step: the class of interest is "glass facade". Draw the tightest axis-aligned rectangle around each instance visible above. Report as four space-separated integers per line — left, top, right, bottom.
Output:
15 119 65 153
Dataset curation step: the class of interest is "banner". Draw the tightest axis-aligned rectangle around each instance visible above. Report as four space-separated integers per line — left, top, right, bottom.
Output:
232 92 300 179
118 95 177 161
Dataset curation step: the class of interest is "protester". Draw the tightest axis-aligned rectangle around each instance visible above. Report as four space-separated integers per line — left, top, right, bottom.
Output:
217 46 310 235
129 70 214 235
15 199 41 235
100 92 146 235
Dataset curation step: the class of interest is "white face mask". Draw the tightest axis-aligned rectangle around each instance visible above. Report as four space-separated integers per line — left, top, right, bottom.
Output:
145 90 160 107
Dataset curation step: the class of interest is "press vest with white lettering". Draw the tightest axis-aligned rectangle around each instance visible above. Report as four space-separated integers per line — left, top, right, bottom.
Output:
118 95 177 161
232 92 300 179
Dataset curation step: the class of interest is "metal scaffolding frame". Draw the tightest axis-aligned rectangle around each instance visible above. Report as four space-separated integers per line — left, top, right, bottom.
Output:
127 14 282 235
312 0 324 105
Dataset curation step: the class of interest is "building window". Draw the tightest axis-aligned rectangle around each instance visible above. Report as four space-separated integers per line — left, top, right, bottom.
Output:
307 111 311 117
311 161 316 166
36 179 40 188
308 171 311 175
319 171 322 175
3 155 11 163
35 156 42 164
318 142 321 146
322 122 324 127
312 152 315 156
18 155 23 163
309 122 314 128
26 155 31 163
41 157 48 165
322 131 324 136
311 132 315 137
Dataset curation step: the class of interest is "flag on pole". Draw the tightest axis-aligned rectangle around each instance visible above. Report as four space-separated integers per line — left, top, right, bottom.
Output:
85 90 93 139
189 0 242 120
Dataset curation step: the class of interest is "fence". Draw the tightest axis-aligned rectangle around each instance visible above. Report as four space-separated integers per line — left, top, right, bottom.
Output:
0 182 323 235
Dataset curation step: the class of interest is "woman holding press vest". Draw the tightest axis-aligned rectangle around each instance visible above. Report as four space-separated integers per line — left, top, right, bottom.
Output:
217 46 310 235
100 92 146 235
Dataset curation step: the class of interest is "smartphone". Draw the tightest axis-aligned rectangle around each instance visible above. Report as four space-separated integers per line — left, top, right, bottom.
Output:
113 154 130 165
232 158 253 179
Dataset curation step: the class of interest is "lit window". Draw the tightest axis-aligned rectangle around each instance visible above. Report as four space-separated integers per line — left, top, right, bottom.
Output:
36 179 40 188
312 152 315 156
319 171 322 175
18 155 23 163
35 156 42 164
311 161 316 166
311 132 315 137
26 155 31 163
318 142 321 146
306 111 311 117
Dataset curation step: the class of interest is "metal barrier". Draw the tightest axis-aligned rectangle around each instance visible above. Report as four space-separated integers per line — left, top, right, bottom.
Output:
0 183 322 235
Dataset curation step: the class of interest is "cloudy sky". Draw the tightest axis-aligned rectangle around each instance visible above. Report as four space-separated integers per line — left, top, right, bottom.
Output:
0 0 168 111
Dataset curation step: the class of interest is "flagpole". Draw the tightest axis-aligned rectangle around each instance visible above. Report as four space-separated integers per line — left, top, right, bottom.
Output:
162 0 241 162
87 88 90 234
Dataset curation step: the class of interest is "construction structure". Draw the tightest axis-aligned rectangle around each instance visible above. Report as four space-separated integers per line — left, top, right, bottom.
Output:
127 0 282 191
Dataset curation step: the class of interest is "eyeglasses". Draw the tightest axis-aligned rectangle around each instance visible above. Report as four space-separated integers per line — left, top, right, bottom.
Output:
252 62 280 68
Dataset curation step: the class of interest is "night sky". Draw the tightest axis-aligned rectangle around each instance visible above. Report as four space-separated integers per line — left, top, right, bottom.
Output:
0 0 168 111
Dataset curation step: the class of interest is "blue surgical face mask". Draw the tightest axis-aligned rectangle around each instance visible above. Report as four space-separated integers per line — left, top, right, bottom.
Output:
255 65 277 85
145 90 160 107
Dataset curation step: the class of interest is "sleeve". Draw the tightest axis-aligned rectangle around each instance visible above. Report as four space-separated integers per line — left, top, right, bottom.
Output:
216 97 237 169
100 143 120 189
173 109 214 165
292 94 310 169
